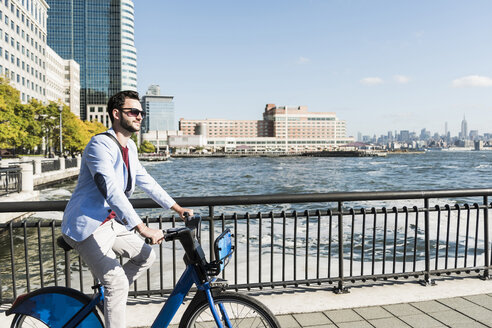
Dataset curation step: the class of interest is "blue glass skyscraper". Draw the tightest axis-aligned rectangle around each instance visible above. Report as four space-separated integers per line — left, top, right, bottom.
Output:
141 95 176 132
46 0 137 120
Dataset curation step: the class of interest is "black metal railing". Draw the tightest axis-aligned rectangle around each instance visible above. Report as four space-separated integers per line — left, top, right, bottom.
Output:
0 167 22 196
41 160 60 173
65 158 78 169
0 188 491 304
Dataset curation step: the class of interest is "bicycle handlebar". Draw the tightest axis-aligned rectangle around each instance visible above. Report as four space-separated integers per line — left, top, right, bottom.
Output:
144 213 201 245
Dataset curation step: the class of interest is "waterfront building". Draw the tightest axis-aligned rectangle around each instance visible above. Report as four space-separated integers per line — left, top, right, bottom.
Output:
141 86 175 132
180 104 354 152
46 0 138 121
45 46 80 116
141 130 181 152
0 0 48 103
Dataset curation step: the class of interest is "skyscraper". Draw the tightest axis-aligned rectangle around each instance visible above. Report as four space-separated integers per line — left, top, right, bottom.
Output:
461 115 468 140
46 0 137 120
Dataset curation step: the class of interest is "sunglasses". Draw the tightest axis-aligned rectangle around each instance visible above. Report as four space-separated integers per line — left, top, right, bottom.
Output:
118 108 146 118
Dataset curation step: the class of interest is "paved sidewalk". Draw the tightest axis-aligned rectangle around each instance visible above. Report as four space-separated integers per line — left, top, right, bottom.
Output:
278 293 492 327
2 276 492 327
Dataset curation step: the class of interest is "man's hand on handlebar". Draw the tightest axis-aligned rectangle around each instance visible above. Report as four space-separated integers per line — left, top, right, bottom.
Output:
135 223 164 245
171 204 194 221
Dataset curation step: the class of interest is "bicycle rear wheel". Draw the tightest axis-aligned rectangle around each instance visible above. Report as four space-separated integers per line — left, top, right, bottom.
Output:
8 286 104 328
179 291 280 328
10 314 49 328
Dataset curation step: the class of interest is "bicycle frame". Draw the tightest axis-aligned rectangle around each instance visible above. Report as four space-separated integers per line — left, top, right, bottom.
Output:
151 264 227 328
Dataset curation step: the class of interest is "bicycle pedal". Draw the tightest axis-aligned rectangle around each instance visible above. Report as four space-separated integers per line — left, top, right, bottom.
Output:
210 278 228 288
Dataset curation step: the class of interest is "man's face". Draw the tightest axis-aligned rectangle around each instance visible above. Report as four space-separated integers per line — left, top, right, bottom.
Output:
117 98 143 133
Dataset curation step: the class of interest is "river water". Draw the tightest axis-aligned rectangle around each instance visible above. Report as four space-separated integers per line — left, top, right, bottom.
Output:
38 150 492 214
2 151 492 297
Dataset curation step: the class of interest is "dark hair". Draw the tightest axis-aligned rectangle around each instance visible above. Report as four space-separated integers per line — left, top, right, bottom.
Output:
107 90 140 123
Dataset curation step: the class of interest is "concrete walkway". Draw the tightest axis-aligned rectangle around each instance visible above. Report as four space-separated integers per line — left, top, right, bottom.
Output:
2 276 492 327
278 293 492 327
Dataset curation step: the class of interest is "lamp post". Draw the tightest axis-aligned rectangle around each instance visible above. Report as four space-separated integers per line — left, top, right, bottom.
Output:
58 105 63 156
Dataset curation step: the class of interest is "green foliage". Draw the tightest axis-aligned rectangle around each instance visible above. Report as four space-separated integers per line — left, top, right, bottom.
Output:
130 133 138 145
0 78 109 154
139 140 156 153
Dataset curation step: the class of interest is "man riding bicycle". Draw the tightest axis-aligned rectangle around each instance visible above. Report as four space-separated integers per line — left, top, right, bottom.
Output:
61 90 193 327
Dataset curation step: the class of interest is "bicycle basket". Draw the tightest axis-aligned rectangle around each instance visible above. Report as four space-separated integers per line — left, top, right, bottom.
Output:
209 229 234 275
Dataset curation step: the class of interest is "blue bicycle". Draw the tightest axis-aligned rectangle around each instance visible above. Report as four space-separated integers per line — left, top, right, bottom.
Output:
7 215 280 328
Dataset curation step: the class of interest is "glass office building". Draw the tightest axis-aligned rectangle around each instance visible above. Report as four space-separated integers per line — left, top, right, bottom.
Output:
141 95 175 132
46 0 137 120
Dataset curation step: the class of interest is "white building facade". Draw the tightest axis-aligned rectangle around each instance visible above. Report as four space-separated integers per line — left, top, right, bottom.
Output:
0 0 80 115
0 0 48 103
45 45 80 116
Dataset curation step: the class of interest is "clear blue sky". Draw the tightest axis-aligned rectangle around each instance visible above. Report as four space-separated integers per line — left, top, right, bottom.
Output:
134 0 492 137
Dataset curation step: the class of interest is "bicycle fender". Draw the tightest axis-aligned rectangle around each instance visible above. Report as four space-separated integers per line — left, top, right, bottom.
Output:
7 286 104 328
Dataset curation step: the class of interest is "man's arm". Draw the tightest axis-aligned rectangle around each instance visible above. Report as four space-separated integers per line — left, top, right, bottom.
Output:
134 204 194 244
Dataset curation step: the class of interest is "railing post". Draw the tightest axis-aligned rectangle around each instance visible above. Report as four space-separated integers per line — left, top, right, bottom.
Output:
34 158 42 175
335 201 349 293
209 205 215 261
76 154 82 168
422 198 435 286
482 196 490 280
20 163 34 192
64 250 71 288
58 156 66 171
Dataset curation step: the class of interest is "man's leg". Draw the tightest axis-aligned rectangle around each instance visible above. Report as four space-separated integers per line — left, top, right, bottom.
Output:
111 220 156 285
63 221 129 328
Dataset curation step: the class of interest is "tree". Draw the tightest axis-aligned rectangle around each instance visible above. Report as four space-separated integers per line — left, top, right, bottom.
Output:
139 140 156 153
15 100 43 152
0 77 109 154
61 106 91 153
0 77 24 149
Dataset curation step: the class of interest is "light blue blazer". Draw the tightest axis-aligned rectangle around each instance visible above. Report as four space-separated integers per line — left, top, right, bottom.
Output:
62 128 176 242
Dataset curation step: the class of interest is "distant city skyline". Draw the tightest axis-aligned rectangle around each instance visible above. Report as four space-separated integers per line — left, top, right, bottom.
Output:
134 1 492 137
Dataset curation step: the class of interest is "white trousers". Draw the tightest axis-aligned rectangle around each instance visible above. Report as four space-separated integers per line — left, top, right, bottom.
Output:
63 220 155 328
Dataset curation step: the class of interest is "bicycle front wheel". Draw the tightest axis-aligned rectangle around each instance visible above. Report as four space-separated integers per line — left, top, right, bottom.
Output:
10 314 49 328
180 291 280 328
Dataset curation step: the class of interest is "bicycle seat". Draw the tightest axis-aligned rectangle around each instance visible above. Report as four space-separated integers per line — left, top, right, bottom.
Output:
57 236 73 251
